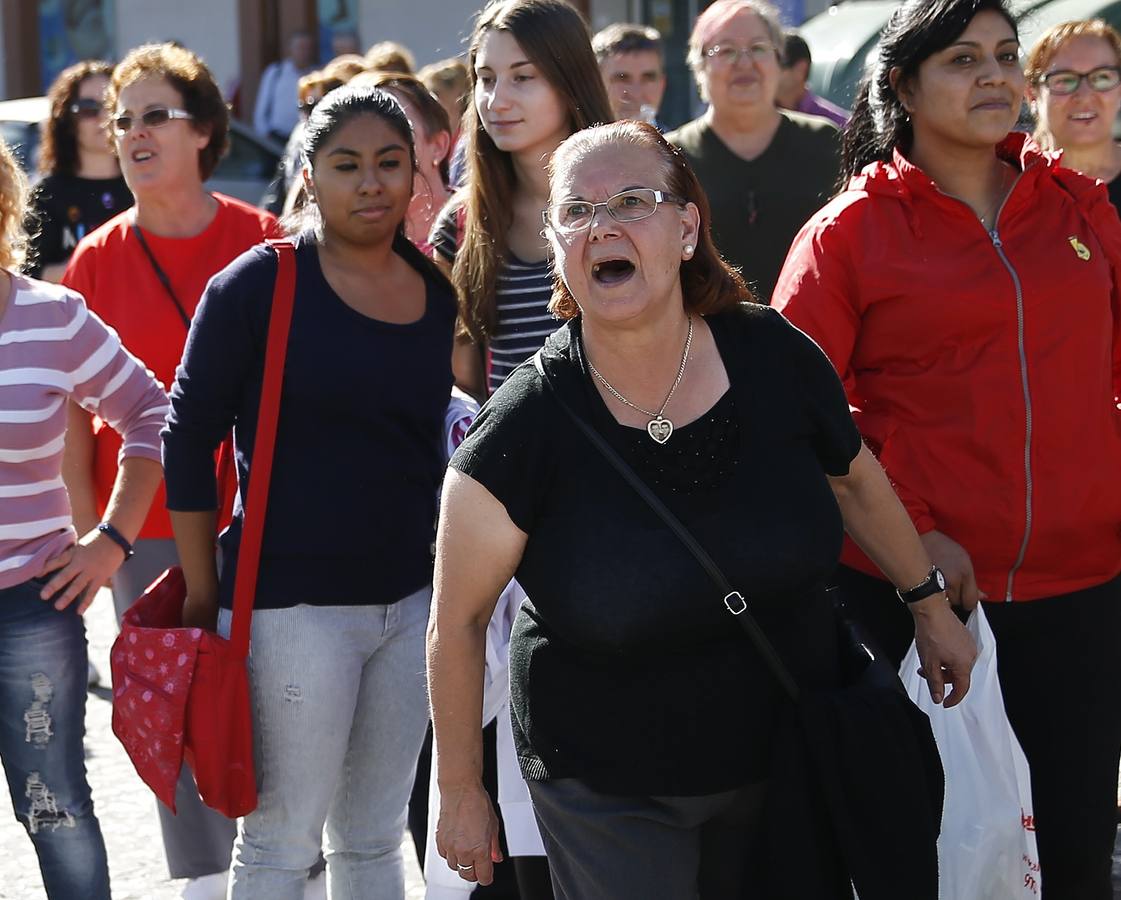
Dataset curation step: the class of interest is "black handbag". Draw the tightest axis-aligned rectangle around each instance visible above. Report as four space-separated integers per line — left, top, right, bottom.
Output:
534 349 944 900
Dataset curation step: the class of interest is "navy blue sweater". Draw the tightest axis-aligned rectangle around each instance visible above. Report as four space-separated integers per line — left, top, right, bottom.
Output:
162 236 456 610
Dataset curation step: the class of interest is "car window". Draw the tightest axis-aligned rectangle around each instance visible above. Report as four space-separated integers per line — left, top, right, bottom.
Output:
217 129 279 180
0 122 40 173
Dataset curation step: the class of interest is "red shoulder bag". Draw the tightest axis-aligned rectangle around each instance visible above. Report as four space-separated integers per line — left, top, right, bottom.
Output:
110 239 297 817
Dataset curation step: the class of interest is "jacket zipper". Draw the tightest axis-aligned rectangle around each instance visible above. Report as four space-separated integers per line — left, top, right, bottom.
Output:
988 224 1032 602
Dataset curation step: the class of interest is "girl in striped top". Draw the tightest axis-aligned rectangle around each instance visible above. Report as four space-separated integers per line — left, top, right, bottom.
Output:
0 137 166 899
432 0 613 400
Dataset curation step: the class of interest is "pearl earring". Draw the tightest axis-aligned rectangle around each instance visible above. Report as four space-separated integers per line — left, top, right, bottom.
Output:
683 244 694 257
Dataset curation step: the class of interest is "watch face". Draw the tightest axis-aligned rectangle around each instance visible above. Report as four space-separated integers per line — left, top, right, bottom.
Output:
935 569 946 590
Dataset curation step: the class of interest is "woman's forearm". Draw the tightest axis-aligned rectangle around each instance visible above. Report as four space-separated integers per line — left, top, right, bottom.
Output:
100 456 163 544
427 618 489 789
830 444 934 590
169 509 219 605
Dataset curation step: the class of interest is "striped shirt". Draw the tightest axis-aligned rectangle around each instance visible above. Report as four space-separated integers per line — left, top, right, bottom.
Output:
0 274 167 589
431 203 557 396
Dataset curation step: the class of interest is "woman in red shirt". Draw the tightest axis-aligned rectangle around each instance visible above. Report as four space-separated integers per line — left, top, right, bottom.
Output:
60 42 276 898
772 0 1121 895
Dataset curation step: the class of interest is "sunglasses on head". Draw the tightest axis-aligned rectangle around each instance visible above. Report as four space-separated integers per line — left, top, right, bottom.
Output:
112 106 193 136
69 97 103 119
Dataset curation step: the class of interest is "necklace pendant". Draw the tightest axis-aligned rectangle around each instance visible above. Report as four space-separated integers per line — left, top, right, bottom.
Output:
647 416 673 444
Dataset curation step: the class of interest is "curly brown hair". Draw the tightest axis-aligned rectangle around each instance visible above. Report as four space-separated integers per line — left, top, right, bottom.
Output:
40 60 114 177
546 120 753 319
108 43 229 180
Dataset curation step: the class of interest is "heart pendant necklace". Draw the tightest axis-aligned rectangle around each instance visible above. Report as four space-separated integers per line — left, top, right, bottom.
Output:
585 316 694 445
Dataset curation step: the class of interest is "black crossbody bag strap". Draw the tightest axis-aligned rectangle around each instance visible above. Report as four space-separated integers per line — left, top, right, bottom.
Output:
132 224 191 330
533 350 801 702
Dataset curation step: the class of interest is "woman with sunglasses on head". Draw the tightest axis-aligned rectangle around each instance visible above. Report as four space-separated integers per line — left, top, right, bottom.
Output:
666 0 840 303
773 0 1121 894
428 119 973 899
163 84 456 899
1026 19 1121 210
431 0 613 402
26 61 132 283
58 43 277 899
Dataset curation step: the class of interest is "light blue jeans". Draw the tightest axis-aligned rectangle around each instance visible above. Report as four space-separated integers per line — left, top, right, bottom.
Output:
218 586 432 900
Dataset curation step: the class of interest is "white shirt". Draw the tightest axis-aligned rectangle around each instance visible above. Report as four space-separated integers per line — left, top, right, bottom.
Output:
253 58 307 139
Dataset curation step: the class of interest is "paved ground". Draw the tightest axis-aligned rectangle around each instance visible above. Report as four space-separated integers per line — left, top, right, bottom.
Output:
0 589 424 900
1 589 1119 899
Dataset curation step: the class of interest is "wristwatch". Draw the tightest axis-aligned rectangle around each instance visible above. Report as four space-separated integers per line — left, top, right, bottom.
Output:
896 565 946 604
97 522 135 560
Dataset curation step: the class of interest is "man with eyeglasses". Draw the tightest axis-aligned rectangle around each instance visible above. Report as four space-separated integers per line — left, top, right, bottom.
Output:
667 0 840 303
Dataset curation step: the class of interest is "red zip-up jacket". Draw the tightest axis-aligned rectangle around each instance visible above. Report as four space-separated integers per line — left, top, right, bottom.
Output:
773 133 1121 602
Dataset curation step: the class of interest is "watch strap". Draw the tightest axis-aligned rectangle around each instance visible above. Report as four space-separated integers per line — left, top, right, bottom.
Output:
97 522 134 560
896 565 946 605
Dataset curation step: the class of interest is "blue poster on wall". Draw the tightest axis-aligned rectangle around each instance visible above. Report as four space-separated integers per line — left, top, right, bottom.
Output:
39 0 116 92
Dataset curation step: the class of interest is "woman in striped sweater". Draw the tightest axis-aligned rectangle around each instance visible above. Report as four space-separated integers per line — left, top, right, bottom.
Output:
0 137 166 899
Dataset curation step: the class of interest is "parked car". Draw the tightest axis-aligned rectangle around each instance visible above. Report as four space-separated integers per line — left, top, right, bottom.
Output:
802 0 1121 110
0 95 283 206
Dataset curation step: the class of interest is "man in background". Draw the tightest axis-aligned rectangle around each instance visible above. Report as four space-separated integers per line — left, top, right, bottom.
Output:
776 31 848 129
253 30 316 145
592 23 667 129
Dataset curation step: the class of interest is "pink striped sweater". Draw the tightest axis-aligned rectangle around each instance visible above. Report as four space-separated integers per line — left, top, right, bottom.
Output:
0 273 167 589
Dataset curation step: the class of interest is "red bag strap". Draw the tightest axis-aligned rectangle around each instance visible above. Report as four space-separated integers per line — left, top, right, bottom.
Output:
228 239 297 658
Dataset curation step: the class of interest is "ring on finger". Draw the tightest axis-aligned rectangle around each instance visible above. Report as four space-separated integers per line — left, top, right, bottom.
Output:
456 863 475 871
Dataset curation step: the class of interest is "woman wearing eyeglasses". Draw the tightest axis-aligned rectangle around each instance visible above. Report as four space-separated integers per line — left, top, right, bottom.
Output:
666 0 840 303
1026 19 1121 210
26 61 132 282
58 43 277 899
428 120 973 898
773 0 1121 893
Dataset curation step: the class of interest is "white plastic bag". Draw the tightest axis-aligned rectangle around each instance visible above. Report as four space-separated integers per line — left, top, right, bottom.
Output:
900 605 1041 899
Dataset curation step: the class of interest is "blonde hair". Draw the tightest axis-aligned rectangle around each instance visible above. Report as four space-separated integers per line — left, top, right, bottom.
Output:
0 140 29 270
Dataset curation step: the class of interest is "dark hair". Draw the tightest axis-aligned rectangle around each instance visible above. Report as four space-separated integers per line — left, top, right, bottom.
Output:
592 23 664 63
364 72 453 186
547 121 753 319
109 43 229 180
456 0 614 342
40 60 114 176
842 0 1017 182
290 84 454 288
782 32 811 68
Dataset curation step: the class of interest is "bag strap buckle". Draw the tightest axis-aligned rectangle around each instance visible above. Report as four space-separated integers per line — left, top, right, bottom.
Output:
724 591 748 615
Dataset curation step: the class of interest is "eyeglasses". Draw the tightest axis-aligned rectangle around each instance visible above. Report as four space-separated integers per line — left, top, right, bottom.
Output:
1039 65 1121 95
111 106 194 136
69 98 103 120
543 188 685 235
704 42 777 66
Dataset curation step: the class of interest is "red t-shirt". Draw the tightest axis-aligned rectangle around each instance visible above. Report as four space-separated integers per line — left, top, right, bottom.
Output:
62 193 279 539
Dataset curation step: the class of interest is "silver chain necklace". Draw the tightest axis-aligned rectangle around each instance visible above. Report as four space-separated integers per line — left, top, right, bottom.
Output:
585 315 694 445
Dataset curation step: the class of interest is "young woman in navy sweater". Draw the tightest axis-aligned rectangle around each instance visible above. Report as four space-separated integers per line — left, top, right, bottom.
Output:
162 86 456 899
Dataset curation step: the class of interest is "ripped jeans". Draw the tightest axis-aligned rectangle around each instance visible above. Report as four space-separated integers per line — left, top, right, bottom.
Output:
0 578 110 899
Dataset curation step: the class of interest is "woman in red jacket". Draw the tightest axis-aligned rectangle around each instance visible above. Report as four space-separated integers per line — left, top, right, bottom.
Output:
772 0 1121 895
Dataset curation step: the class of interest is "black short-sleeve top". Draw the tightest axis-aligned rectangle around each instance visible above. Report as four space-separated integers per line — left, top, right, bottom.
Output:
449 303 862 796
